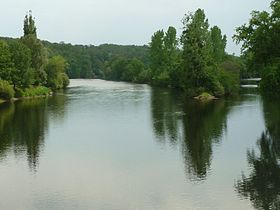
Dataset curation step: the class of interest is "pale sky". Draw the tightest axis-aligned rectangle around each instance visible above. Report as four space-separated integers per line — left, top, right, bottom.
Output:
1 0 271 54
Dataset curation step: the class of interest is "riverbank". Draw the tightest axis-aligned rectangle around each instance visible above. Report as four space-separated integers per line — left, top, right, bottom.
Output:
0 86 52 104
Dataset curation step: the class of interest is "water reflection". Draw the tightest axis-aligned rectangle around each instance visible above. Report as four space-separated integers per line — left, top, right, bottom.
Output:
151 88 230 181
236 97 280 210
151 88 182 144
182 99 229 180
0 95 67 171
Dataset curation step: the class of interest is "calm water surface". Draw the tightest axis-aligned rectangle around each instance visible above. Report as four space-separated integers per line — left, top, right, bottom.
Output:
0 79 279 210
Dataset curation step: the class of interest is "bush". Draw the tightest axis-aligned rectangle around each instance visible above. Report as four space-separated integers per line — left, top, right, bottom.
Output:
219 69 239 95
260 63 280 94
15 86 51 98
0 80 14 100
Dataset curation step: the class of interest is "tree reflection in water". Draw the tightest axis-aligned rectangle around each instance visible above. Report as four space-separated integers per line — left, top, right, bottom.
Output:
151 87 230 181
0 94 67 172
236 98 280 210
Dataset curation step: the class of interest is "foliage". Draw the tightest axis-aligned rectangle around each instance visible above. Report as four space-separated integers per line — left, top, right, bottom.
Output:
21 35 48 85
8 39 34 87
45 56 69 90
149 26 180 87
15 86 51 98
260 62 280 94
43 42 150 79
210 26 227 64
0 40 13 82
0 80 15 100
23 11 37 37
181 9 225 95
234 0 280 93
104 57 150 83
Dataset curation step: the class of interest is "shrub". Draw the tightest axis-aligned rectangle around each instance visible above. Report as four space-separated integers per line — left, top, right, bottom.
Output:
260 63 280 94
0 80 14 100
15 86 51 98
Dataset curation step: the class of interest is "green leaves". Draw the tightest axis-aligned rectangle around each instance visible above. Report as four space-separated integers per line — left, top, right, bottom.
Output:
149 26 180 86
23 11 37 37
45 56 69 90
234 0 280 93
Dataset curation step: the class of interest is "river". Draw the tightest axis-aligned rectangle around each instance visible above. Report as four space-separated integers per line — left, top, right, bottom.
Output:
0 79 279 210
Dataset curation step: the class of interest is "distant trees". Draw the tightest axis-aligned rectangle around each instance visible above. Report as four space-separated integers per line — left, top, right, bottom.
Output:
234 0 280 93
104 57 150 83
43 42 150 79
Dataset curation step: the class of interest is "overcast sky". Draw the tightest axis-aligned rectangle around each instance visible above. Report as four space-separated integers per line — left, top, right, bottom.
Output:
1 0 271 54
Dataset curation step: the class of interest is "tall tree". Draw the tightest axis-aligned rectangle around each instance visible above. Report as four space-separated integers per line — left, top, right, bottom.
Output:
23 11 37 37
150 30 165 80
21 12 48 85
149 27 179 86
210 26 227 64
181 9 221 95
0 40 13 82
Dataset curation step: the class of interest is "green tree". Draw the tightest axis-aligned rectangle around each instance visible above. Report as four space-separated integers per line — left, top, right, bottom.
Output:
210 26 227 64
234 0 280 93
21 12 48 85
45 56 69 90
0 40 13 82
149 27 179 86
150 30 165 80
23 11 37 37
181 9 222 95
9 40 33 87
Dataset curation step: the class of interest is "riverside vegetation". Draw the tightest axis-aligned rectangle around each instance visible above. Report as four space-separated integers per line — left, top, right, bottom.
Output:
0 12 69 101
1 0 279 100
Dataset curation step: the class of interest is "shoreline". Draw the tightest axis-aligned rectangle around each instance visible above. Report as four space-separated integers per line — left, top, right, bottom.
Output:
0 93 53 104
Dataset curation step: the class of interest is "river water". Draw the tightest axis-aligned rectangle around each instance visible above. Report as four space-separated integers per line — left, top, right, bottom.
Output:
0 79 279 210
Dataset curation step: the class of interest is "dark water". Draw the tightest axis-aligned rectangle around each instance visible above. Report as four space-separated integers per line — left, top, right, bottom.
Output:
0 79 279 210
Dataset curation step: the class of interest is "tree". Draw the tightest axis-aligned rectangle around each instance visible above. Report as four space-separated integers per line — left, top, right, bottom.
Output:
9 40 33 87
149 27 180 86
0 40 13 82
234 0 280 93
210 26 227 64
150 30 165 80
45 56 69 90
23 11 37 37
181 9 223 95
21 12 48 85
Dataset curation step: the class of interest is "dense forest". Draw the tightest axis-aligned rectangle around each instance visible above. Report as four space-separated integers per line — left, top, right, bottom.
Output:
1 0 279 100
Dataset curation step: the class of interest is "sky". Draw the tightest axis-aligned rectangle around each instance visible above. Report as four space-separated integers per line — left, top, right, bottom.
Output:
1 0 271 54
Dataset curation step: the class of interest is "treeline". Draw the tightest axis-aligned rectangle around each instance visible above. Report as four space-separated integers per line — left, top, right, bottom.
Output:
1 8 251 98
72 9 242 96
42 41 150 79
0 12 69 100
234 0 280 93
